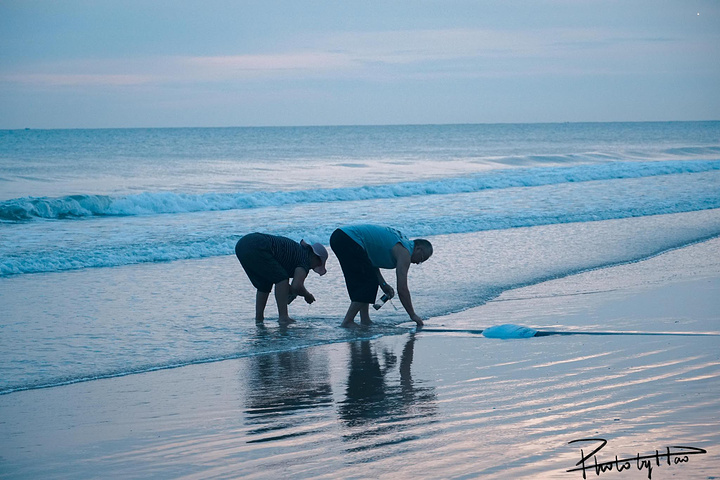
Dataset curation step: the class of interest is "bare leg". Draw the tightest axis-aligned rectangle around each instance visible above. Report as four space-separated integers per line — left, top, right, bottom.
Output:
359 303 372 325
341 301 371 327
274 279 295 324
255 290 270 323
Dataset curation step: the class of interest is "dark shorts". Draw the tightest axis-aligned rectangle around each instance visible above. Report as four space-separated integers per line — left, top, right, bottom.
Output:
235 233 289 293
330 229 378 303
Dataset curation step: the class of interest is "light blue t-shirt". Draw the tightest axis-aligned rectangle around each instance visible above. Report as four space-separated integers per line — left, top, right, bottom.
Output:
341 225 415 269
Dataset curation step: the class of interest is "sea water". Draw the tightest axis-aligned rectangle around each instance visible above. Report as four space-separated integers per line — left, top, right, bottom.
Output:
1 122 719 394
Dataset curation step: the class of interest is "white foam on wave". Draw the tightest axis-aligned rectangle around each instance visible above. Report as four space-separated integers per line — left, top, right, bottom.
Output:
2 159 718 221
3 175 720 276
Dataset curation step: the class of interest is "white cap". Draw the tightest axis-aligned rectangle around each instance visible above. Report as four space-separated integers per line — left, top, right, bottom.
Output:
301 240 328 275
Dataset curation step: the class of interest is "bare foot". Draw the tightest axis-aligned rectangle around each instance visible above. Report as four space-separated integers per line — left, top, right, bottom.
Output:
360 318 373 326
279 316 296 325
255 317 264 324
340 321 358 328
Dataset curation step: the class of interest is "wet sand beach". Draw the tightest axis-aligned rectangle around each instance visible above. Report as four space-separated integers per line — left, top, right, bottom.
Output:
1 237 719 479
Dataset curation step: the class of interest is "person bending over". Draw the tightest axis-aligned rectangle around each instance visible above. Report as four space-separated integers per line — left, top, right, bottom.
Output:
330 224 432 328
235 233 328 324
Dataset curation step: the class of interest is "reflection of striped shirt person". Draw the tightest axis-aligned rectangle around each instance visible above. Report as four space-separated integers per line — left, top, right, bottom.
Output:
266 234 311 276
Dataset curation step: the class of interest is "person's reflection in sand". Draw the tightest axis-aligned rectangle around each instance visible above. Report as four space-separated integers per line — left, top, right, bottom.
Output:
339 334 437 446
340 340 391 426
244 349 333 442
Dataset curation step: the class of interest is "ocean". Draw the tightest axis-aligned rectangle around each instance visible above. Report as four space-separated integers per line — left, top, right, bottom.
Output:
2 121 720 396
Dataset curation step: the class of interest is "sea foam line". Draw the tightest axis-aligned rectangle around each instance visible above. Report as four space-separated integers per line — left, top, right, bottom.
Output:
2 159 719 221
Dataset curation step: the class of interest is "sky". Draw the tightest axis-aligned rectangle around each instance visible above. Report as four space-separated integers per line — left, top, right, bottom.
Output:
1 0 719 129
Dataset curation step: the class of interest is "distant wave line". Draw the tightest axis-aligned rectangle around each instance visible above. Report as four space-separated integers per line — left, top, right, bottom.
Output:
2 159 719 221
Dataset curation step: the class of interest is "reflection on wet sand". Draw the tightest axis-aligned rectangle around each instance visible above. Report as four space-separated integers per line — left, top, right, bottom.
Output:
339 335 438 450
242 334 438 450
244 349 333 442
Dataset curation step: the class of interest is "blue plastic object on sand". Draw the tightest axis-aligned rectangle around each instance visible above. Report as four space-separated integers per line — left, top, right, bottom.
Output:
482 324 538 339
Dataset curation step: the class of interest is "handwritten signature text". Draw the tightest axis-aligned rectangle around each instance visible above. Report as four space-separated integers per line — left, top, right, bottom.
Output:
567 438 707 479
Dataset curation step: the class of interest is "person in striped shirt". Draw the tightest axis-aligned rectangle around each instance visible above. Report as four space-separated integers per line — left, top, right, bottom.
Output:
235 233 328 324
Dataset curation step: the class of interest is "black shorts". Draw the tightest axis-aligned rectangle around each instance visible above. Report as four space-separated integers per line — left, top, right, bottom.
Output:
330 229 379 303
235 233 289 293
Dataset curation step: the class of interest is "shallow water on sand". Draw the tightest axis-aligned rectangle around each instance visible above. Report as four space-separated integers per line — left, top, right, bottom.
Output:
2 210 720 394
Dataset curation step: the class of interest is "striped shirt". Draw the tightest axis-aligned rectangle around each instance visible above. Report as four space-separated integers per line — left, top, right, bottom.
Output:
265 234 311 277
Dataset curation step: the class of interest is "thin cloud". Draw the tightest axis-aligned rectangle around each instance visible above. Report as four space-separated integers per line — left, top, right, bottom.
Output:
184 52 354 71
2 73 154 87
0 27 711 88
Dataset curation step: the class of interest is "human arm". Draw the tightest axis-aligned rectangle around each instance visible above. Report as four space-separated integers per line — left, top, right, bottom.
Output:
393 244 423 326
290 267 315 304
375 268 395 298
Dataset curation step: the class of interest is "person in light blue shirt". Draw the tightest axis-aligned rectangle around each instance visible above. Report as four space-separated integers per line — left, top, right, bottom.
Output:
330 225 433 328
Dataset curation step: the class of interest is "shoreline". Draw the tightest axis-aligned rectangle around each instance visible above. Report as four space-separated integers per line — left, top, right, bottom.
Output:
1 237 718 479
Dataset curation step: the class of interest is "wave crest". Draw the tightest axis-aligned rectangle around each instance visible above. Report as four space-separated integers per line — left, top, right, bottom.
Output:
3 160 719 222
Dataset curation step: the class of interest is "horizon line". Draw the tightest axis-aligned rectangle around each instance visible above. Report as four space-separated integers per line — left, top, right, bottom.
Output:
4 119 720 132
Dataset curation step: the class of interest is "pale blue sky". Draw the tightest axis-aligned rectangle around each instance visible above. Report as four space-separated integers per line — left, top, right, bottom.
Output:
1 0 718 128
